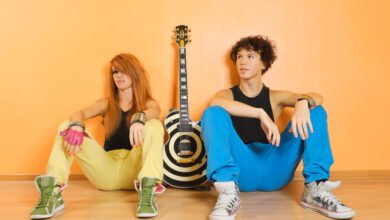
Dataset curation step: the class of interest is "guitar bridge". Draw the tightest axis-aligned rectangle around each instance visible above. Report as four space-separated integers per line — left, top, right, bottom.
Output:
178 150 194 156
177 158 194 163
177 150 194 163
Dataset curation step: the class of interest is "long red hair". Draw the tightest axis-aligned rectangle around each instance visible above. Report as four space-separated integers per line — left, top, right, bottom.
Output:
104 53 153 138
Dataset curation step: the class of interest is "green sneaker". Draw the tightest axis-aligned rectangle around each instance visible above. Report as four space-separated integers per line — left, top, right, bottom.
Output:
30 175 65 219
136 177 158 218
55 191 64 212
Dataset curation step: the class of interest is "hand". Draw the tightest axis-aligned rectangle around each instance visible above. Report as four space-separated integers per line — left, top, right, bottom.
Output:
290 100 314 140
60 126 85 156
259 109 280 147
129 122 145 147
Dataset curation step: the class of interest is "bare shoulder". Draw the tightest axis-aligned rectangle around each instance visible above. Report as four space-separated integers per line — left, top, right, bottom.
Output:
214 89 233 100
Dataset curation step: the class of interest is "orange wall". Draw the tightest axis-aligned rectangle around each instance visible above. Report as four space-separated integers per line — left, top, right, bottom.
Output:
1 0 389 175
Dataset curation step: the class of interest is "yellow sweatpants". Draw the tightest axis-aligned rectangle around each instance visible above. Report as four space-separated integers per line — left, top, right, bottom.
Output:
46 119 164 190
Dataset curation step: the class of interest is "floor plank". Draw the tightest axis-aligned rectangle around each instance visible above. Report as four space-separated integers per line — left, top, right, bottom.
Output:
0 179 388 219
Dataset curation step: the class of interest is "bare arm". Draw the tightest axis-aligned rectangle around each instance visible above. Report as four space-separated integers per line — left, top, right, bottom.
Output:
64 98 108 156
210 89 280 146
272 90 323 140
143 99 161 120
209 89 265 118
273 90 323 109
129 99 161 147
69 98 108 123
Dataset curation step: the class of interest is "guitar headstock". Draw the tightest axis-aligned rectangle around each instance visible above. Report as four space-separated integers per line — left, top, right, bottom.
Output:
175 25 191 48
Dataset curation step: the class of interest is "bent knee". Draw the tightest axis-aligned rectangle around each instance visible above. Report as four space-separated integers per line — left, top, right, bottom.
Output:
202 106 229 121
310 105 327 118
58 120 70 131
145 119 164 135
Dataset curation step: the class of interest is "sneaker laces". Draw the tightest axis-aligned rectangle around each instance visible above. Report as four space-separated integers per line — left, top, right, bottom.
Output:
139 187 153 207
316 182 344 207
36 191 52 208
214 191 239 213
317 189 342 207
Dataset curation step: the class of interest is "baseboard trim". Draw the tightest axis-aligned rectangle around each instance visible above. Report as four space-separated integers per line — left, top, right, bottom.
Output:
293 170 390 181
0 174 87 181
1 170 389 181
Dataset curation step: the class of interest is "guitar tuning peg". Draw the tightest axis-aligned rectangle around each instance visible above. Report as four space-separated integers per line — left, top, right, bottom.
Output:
189 39 192 43
189 29 192 32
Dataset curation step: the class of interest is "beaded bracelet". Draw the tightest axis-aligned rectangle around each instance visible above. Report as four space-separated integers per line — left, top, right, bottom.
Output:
130 111 146 126
68 121 85 131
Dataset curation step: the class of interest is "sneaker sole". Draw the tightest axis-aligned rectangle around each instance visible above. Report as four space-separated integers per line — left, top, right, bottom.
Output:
136 211 158 218
209 202 240 220
301 201 356 219
30 204 65 219
209 214 236 220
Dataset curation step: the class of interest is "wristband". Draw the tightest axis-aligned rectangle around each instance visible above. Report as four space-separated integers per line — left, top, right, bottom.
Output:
130 112 146 126
68 121 85 131
297 95 316 109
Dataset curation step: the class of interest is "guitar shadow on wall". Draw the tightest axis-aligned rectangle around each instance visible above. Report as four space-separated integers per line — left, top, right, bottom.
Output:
163 40 180 143
169 40 179 110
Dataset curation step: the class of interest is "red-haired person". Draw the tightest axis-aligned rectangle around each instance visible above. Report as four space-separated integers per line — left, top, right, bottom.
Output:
31 54 164 219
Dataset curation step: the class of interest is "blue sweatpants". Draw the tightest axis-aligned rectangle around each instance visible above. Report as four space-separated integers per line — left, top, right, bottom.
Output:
201 105 334 192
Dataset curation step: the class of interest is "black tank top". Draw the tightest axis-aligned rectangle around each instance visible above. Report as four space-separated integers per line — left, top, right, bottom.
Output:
230 84 274 144
104 110 132 151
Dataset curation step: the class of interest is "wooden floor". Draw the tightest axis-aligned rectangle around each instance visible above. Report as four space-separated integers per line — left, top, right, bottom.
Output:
1 178 389 219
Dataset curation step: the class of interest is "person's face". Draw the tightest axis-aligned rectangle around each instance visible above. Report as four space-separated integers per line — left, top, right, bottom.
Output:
111 66 132 90
235 49 265 80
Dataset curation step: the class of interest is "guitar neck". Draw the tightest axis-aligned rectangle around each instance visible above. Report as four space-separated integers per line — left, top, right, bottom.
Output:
179 47 190 125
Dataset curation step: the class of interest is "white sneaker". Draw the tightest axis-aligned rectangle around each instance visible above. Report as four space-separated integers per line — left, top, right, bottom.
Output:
209 181 241 220
301 180 356 219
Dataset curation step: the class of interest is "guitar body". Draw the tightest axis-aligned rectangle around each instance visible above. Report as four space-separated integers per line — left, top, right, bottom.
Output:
163 109 207 188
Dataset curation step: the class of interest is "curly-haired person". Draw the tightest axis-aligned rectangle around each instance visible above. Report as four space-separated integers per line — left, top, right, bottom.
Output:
202 36 356 220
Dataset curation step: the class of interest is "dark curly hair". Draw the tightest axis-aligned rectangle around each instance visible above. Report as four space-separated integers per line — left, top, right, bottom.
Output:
230 35 277 74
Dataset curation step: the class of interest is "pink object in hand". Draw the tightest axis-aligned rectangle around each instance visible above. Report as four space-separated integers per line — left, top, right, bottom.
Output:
60 128 90 147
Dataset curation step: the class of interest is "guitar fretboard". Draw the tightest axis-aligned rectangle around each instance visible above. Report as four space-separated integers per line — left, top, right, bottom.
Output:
179 47 190 126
